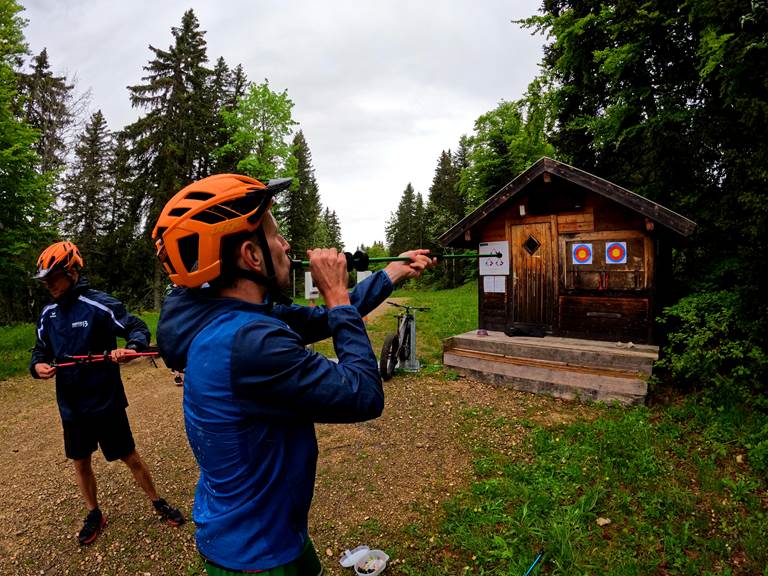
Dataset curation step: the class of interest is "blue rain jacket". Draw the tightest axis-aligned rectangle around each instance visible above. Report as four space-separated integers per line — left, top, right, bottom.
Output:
156 271 393 571
29 277 150 421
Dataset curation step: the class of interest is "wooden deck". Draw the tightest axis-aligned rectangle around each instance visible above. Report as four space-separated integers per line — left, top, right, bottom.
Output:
442 331 658 406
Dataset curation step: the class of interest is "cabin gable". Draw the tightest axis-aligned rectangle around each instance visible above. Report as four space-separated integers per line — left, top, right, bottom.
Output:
442 158 696 344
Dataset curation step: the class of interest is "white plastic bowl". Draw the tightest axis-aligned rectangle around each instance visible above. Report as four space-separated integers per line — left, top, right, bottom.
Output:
354 549 390 576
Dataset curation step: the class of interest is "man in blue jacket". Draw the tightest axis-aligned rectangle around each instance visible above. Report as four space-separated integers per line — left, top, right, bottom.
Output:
31 241 185 545
153 174 434 575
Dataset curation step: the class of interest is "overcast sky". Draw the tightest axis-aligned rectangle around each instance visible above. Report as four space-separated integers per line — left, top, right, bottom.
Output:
21 0 545 250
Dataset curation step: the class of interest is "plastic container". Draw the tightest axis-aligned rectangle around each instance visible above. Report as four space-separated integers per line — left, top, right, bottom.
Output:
353 549 389 576
339 546 390 576
340 546 371 568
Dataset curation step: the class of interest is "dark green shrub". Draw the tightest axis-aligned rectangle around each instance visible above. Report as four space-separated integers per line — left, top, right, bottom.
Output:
656 290 767 408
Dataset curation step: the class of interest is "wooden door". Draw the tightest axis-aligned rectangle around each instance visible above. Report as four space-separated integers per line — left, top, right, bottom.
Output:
508 220 556 329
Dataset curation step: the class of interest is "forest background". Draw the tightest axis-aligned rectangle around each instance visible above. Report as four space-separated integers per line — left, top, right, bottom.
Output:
0 0 766 405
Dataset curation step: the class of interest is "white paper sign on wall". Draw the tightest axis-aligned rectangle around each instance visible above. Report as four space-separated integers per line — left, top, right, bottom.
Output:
304 272 320 300
479 241 509 276
356 270 372 284
483 275 506 294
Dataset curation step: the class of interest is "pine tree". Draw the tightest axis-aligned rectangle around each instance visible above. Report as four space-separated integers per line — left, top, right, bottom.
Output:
60 110 113 254
323 208 344 251
95 132 152 305
207 56 248 174
413 192 425 248
125 9 213 222
18 47 73 175
125 9 215 307
424 149 468 287
426 150 464 240
229 64 248 104
284 130 322 256
385 183 418 255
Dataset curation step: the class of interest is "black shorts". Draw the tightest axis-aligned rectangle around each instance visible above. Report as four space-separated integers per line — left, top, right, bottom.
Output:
62 408 136 461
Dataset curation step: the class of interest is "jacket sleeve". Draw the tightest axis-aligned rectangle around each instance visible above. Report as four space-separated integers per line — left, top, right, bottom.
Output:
274 270 394 344
29 314 52 378
231 306 384 424
96 293 151 351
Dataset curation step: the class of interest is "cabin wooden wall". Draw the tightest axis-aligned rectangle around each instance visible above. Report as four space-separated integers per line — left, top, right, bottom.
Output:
477 177 656 343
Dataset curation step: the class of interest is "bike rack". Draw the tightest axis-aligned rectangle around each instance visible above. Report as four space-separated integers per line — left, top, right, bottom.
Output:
399 310 421 372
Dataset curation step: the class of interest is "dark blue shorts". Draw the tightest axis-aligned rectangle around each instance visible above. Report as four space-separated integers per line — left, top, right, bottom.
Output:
62 408 136 461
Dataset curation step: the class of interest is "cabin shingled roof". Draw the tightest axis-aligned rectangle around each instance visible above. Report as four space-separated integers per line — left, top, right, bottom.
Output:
438 157 697 245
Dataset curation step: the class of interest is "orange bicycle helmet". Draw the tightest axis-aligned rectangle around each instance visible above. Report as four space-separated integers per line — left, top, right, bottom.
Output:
152 174 292 288
34 241 84 280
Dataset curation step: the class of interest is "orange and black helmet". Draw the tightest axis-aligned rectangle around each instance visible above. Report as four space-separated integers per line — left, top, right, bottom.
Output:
152 174 292 288
34 241 83 280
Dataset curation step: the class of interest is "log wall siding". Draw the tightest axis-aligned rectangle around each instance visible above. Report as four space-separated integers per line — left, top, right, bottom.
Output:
475 183 660 342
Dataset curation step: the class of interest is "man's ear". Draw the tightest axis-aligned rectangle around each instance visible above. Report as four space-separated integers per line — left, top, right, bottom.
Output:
239 240 264 274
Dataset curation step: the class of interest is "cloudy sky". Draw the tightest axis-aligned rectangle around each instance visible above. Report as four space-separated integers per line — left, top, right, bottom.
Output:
21 0 545 250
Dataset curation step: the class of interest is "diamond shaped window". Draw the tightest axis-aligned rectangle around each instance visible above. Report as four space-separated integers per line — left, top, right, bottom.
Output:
523 235 541 255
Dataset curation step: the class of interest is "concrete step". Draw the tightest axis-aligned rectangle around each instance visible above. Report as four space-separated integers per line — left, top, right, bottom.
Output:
443 349 648 406
444 331 658 376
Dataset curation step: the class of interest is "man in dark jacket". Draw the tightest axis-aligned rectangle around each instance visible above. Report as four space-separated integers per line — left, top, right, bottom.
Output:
153 174 434 575
30 241 185 545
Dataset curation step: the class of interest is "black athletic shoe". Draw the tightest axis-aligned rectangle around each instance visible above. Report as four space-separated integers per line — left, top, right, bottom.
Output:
153 498 185 526
78 508 107 545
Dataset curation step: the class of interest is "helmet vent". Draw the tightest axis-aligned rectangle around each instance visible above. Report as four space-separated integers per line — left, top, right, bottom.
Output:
178 233 200 273
191 210 227 224
220 196 261 216
169 208 190 217
185 191 215 201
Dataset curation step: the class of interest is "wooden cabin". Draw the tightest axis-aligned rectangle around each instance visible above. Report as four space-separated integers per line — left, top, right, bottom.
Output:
439 157 696 405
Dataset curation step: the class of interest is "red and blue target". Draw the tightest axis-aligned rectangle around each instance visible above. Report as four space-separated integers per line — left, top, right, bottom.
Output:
572 243 592 265
605 241 627 264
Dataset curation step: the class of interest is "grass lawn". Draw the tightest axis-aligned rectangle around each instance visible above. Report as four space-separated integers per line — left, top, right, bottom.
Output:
0 312 159 381
1 283 766 574
397 401 768 575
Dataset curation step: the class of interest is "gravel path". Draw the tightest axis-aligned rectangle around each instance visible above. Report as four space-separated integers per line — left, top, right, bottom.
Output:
0 345 585 575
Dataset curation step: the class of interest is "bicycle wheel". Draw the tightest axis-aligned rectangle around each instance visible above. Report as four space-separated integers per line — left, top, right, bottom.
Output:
380 333 399 380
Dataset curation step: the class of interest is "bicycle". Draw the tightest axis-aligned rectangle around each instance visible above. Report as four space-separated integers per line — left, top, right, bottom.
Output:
379 301 430 381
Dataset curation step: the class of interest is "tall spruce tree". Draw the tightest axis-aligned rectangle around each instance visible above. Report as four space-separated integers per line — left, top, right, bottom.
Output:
96 132 152 305
18 47 73 175
385 183 419 255
125 8 214 218
284 130 322 256
60 110 113 254
0 0 55 322
424 149 467 287
209 57 247 173
317 208 343 251
426 150 463 239
125 9 215 307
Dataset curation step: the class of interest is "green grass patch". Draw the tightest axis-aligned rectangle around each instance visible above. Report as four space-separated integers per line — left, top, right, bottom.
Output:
0 312 160 381
395 401 768 575
311 282 478 363
0 323 37 381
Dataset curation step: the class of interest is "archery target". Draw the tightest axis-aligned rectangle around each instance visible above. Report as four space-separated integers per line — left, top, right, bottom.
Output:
605 242 627 264
572 243 592 265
